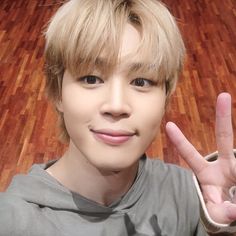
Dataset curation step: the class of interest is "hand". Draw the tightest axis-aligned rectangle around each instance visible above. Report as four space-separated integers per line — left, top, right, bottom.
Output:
166 93 236 224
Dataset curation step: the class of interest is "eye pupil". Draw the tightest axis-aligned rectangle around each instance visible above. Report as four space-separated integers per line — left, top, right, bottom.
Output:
135 78 145 87
86 76 97 84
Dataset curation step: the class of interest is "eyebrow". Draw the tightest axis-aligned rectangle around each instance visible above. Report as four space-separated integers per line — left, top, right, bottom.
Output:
95 58 106 68
128 62 143 72
94 57 156 77
127 62 158 77
93 57 114 74
95 57 143 70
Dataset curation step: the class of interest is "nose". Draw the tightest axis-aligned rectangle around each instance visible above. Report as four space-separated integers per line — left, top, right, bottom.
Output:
100 80 132 118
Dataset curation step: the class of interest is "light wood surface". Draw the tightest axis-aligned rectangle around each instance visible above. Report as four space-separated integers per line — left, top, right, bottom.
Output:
0 0 235 192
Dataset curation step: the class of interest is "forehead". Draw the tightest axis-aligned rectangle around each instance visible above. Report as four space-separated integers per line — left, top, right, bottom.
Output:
68 22 145 78
97 23 142 69
96 24 152 73
119 23 141 59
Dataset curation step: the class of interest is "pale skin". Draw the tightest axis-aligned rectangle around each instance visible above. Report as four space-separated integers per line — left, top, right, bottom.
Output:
166 92 236 224
47 23 236 226
47 23 166 206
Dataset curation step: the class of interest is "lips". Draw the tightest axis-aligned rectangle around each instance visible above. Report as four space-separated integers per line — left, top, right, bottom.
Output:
91 129 136 146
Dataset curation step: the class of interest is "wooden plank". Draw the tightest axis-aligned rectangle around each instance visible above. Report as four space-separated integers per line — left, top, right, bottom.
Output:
0 0 235 192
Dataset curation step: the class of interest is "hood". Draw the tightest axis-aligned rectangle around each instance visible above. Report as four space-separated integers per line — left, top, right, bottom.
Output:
6 155 148 215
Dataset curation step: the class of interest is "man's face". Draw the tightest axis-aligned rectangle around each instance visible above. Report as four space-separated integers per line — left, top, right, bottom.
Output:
58 23 166 171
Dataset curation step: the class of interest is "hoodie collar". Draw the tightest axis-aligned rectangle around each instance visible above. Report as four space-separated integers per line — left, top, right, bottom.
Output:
7 155 148 215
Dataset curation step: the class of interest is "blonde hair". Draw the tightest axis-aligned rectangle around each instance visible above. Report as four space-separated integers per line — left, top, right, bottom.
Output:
44 0 185 141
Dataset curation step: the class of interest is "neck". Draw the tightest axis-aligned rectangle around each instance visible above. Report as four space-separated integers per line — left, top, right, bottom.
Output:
46 143 139 206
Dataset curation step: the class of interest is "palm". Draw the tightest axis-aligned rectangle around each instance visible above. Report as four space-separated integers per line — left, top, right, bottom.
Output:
166 93 236 224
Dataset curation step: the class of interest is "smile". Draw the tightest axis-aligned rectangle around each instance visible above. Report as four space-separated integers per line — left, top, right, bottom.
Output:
90 129 136 146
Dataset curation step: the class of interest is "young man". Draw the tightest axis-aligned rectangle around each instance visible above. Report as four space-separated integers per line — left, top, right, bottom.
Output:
0 0 235 235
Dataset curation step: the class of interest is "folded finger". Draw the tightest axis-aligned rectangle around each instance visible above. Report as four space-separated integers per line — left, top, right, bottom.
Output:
207 201 236 224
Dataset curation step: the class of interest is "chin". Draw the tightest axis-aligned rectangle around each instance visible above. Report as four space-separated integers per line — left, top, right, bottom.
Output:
92 157 139 173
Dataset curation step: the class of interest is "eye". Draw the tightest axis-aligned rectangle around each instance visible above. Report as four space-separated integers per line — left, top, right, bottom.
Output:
131 78 155 87
78 75 103 84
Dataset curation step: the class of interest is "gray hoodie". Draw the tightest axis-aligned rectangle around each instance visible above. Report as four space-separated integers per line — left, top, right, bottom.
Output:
0 155 207 236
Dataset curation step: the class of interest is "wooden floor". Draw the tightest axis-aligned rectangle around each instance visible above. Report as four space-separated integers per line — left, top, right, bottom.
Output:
0 0 235 192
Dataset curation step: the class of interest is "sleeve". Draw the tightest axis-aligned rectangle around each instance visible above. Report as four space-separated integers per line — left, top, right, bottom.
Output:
193 149 236 235
0 193 17 235
0 193 30 236
194 217 210 236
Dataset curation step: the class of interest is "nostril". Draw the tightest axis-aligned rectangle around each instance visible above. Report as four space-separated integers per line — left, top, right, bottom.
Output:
100 99 132 118
103 111 130 118
102 111 130 122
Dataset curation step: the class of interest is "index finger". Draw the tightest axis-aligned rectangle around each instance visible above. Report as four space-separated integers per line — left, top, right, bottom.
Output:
166 122 208 175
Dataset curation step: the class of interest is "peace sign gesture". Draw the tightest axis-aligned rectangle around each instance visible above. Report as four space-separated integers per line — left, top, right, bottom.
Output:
166 93 236 225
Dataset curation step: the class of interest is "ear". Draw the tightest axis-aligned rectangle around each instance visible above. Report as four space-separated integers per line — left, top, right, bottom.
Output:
55 100 63 113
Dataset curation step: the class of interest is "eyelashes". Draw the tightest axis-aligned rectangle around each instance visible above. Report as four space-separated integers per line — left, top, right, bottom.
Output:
77 75 157 89
78 75 103 85
131 78 157 87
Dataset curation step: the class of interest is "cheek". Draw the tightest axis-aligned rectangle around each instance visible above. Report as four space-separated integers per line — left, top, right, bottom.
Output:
62 100 84 122
136 96 165 136
138 94 165 121
61 88 97 120
61 96 91 143
144 107 164 131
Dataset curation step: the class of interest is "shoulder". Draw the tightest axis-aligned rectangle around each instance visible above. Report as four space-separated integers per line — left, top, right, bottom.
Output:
145 158 198 204
144 158 203 231
0 192 33 235
146 157 192 183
